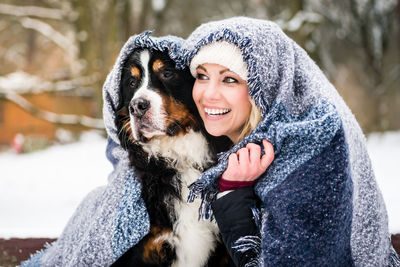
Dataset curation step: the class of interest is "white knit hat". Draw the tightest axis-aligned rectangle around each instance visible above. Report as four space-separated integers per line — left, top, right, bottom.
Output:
189 41 249 81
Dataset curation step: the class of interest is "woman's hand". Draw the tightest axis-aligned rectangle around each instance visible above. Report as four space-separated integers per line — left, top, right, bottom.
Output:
222 140 274 182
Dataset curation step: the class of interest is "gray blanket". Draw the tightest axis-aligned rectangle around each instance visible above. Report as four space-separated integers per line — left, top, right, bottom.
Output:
180 17 400 266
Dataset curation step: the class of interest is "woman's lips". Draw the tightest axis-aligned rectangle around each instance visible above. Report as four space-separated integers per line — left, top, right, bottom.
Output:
203 106 231 120
204 107 231 116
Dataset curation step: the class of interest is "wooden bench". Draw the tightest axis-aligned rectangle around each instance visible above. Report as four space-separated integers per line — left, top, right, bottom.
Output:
1 235 399 266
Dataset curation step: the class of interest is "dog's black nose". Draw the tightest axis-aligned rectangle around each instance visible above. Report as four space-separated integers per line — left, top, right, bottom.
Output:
130 98 150 118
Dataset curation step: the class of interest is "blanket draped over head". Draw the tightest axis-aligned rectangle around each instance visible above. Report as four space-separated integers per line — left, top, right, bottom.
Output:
179 17 400 266
21 18 400 267
21 32 183 267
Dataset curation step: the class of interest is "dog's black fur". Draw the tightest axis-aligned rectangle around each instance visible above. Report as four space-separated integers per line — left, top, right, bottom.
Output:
111 49 232 267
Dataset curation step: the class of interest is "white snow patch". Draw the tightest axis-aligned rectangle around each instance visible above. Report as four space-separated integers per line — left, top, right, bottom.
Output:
0 130 399 238
0 132 112 238
367 131 400 234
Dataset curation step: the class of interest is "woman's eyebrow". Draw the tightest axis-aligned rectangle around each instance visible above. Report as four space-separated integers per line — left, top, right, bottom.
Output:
219 68 231 74
196 65 207 72
196 65 231 75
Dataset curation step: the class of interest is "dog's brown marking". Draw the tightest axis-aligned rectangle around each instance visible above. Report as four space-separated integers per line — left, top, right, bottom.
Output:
160 92 197 135
123 119 135 143
117 106 135 142
152 59 164 72
142 226 174 264
130 66 140 78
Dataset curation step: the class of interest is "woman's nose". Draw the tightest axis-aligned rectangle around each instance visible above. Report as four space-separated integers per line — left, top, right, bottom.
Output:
203 81 220 100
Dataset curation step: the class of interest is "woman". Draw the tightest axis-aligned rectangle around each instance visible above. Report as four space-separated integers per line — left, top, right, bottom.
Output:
181 17 400 266
191 46 274 266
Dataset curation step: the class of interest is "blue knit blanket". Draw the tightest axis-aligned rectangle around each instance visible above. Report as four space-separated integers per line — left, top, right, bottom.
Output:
180 17 399 266
21 33 183 267
21 17 400 266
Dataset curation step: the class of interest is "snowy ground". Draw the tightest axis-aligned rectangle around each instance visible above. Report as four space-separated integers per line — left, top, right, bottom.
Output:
0 131 399 238
0 132 112 238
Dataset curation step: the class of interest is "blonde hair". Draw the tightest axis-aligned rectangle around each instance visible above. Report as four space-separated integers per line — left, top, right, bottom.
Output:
235 98 262 143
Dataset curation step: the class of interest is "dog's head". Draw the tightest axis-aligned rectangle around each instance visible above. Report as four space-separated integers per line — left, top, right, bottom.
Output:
116 49 198 144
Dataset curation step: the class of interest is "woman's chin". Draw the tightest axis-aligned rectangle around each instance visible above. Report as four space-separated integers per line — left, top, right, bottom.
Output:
204 127 225 138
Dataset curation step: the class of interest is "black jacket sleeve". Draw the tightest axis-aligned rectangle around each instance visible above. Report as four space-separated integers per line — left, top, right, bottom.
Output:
211 187 261 267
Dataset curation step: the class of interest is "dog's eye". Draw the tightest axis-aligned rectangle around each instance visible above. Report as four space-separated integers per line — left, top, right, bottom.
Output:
161 70 175 80
129 78 138 87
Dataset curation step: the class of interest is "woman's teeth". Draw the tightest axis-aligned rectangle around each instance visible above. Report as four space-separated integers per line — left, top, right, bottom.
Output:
204 108 231 116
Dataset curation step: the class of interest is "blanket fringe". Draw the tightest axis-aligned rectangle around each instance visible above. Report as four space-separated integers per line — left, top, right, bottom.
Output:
187 180 217 221
251 205 261 230
187 180 204 203
232 235 262 267
389 245 400 266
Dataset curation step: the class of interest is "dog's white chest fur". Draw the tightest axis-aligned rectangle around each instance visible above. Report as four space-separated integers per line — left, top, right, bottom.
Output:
142 130 220 267
171 168 220 267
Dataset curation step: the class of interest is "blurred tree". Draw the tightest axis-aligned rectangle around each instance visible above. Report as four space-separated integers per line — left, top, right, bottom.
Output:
0 0 399 134
304 0 399 131
0 0 103 132
257 0 399 131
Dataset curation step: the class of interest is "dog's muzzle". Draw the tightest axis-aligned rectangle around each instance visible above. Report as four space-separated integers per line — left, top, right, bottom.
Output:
130 97 150 118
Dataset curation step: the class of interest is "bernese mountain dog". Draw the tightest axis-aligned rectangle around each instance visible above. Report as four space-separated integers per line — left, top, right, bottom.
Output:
111 48 231 267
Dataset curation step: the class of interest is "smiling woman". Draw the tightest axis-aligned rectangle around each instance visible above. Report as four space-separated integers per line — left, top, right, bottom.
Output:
192 63 252 143
181 17 400 266
188 39 274 266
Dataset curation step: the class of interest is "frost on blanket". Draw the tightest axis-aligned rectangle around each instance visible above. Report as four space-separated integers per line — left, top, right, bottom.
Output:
21 32 183 267
180 17 400 266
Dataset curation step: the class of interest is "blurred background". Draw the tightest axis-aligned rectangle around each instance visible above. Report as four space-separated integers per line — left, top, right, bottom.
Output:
0 0 399 265
0 0 399 147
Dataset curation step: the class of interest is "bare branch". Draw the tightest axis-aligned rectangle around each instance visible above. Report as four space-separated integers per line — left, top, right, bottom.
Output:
0 21 8 32
0 88 105 129
18 17 78 58
52 75 100 93
276 10 323 32
0 3 67 20
0 72 99 94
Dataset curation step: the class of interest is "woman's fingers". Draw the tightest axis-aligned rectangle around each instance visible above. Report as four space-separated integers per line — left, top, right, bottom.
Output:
261 139 274 169
246 143 261 166
223 141 274 182
228 153 239 167
237 147 250 165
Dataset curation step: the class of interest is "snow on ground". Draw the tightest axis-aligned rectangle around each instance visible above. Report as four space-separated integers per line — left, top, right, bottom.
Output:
0 131 399 238
367 131 400 234
0 132 113 238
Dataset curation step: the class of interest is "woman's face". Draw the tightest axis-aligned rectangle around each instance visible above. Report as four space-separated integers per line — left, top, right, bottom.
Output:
192 63 251 142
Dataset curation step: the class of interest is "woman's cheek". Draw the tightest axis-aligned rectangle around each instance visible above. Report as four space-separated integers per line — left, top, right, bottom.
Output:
192 83 204 117
192 82 201 103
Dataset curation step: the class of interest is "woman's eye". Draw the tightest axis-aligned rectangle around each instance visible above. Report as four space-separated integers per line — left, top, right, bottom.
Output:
223 77 238 83
196 73 208 80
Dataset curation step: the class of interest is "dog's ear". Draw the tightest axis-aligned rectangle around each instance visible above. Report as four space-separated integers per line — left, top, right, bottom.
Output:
127 142 150 170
